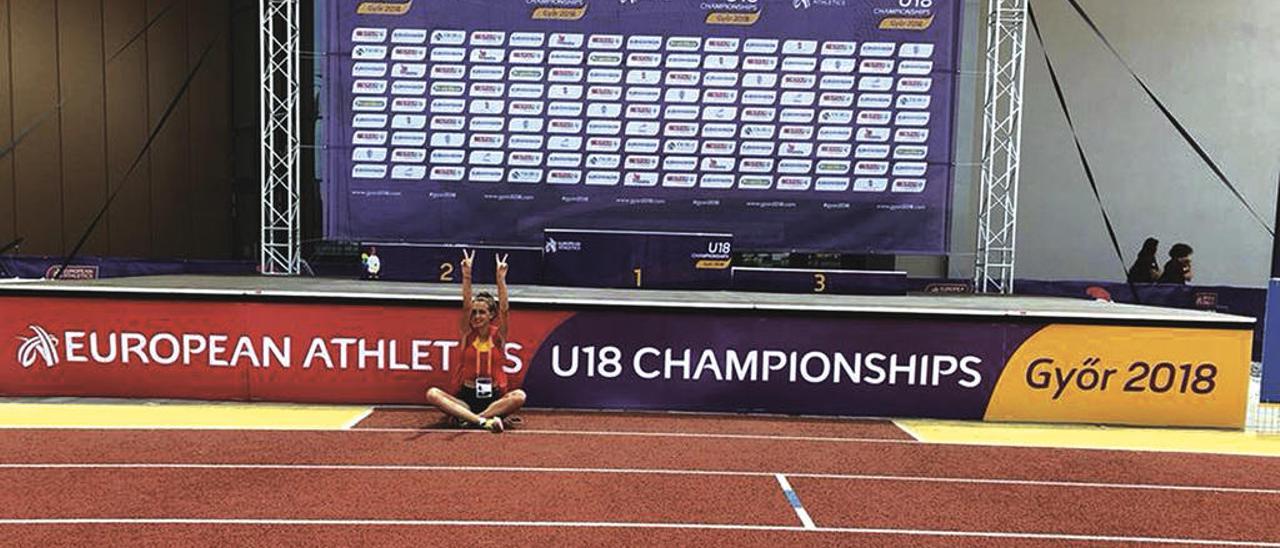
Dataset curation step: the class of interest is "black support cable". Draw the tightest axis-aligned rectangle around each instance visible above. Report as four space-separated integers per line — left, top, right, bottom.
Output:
1028 2 1142 302
1063 0 1273 237
55 38 218 279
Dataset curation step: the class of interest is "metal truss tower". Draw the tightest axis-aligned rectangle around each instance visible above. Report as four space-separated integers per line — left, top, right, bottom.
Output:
259 0 302 275
974 0 1029 294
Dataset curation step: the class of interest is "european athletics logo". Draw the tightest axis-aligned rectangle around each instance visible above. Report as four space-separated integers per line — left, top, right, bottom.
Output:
16 325 59 368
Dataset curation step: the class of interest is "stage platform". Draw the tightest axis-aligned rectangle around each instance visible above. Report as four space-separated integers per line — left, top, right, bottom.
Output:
0 274 1256 327
0 275 1257 429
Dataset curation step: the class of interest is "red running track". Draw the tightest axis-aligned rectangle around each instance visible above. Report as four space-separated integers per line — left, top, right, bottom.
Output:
1 409 1279 547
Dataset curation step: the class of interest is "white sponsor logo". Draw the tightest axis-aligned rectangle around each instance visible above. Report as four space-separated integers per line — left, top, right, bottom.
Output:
392 148 426 163
352 164 387 178
470 31 506 46
899 43 935 59
391 132 426 147
856 144 891 159
666 36 702 52
663 173 697 188
394 114 430 129
391 46 427 61
627 35 663 51
470 48 505 63
892 178 927 193
777 176 811 190
894 145 929 160
816 177 850 191
392 81 427 95
586 171 620 186
352 80 387 94
820 75 856 91
352 28 388 43
352 62 387 77
896 112 931 127
352 147 387 162
508 169 542 183
854 178 889 192
589 34 623 50
861 42 896 57
391 165 426 180
352 45 387 60
431 30 466 45
898 77 933 92
353 114 387 128
899 60 934 75
895 128 930 143
510 32 546 48
352 131 387 145
782 40 817 55
550 33 585 49
893 162 928 177
857 127 891 142
391 29 427 44
16 325 59 368
705 38 740 52
855 94 891 109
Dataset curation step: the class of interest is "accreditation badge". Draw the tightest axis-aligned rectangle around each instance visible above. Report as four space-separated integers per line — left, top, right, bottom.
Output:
474 377 494 399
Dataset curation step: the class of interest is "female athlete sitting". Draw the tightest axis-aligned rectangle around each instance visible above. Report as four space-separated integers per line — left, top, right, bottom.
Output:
425 250 527 433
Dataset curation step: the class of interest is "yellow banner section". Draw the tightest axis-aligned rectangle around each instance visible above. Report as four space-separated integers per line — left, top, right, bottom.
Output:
695 259 732 270
706 12 761 26
532 7 587 21
880 16 933 30
357 1 413 15
985 324 1251 428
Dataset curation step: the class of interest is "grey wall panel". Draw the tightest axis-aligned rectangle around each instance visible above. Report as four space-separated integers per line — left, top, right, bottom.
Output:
9 0 62 254
103 0 150 257
186 0 232 258
57 0 107 256
952 0 1280 288
144 0 189 258
0 0 15 247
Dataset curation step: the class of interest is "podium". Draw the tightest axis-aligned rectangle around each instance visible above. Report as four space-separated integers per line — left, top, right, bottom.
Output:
542 229 732 289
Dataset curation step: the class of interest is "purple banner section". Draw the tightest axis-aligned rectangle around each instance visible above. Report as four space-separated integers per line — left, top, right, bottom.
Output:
324 0 962 253
522 311 1038 418
732 266 906 295
357 244 543 283
542 229 732 289
0 255 255 280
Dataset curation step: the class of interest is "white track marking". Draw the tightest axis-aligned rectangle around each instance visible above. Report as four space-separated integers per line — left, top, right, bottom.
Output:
775 474 816 529
4 424 1280 459
3 463 1279 496
0 518 1274 546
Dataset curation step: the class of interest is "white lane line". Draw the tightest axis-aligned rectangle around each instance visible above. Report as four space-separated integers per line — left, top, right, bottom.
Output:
775 474 816 529
341 408 376 430
0 518 1274 546
4 425 1280 459
0 425 918 445
3 463 1279 496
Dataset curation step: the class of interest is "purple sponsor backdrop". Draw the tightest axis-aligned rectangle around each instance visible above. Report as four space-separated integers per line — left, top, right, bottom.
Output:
324 0 962 253
522 311 1041 419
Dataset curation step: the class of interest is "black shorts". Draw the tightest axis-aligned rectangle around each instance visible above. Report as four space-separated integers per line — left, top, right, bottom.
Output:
458 385 503 413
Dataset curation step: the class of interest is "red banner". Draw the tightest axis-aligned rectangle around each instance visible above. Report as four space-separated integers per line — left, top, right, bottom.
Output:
0 296 571 403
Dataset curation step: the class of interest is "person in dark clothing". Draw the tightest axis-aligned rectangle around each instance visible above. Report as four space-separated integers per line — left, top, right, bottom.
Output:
1126 237 1161 283
1158 243 1193 284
